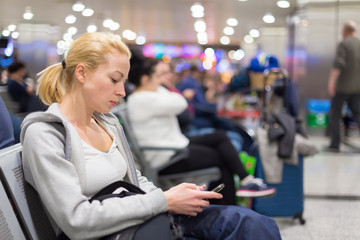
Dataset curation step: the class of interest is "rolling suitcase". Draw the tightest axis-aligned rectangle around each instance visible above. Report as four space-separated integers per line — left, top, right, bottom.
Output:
252 68 306 224
252 154 305 224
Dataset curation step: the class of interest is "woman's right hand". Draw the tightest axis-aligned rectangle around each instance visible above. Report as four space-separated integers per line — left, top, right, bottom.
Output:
164 183 222 216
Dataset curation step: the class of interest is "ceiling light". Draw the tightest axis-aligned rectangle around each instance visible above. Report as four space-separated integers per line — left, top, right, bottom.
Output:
57 48 65 56
263 13 275 23
234 49 245 60
191 3 204 14
204 48 215 57
63 33 73 41
87 24 97 33
23 6 34 20
198 39 208 45
65 15 77 24
226 18 238 27
82 8 94 17
228 50 236 59
103 18 113 28
197 32 208 41
220 36 230 45
2 30 10 37
249 29 260 38
197 32 208 45
67 27 78 35
8 24 16 31
277 0 290 8
191 11 204 18
194 20 207 32
109 22 120 31
223 26 234 35
244 35 254 44
57 40 65 49
136 36 146 45
11 32 19 39
72 2 85 12
203 60 213 70
238 0 248 1
122 30 137 40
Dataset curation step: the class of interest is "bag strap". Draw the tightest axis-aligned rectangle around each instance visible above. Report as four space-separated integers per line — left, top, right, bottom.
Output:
90 180 145 203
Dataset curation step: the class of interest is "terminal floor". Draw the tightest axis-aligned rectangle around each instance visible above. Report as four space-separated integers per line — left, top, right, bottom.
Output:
275 134 360 240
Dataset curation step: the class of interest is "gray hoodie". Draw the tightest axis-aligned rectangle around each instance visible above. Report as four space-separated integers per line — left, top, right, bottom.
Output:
20 103 167 240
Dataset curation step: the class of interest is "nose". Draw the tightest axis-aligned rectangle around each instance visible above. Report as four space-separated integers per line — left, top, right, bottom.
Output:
115 83 126 97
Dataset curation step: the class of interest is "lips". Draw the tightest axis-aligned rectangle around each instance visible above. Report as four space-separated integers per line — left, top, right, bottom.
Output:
110 101 118 107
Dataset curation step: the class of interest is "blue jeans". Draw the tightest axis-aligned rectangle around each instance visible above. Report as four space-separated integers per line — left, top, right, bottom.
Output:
175 205 282 240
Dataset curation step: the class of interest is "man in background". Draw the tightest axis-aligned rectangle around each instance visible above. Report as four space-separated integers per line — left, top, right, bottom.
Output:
327 21 360 152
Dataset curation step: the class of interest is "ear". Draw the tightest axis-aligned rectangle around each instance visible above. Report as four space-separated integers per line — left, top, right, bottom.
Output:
140 75 150 86
75 63 86 84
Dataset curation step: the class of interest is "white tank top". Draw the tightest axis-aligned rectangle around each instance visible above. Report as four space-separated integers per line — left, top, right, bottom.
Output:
82 135 127 197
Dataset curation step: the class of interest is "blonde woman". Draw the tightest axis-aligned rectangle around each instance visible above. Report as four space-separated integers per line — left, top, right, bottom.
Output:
21 32 281 240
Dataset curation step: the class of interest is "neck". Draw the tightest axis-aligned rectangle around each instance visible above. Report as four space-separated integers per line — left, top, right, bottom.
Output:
135 85 157 92
59 91 93 127
10 75 23 83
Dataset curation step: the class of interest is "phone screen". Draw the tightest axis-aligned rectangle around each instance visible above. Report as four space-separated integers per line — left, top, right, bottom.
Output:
211 183 225 193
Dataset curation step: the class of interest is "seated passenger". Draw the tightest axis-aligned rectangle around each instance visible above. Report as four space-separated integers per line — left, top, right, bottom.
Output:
176 65 236 131
21 32 282 240
127 56 276 206
0 96 15 149
7 62 47 113
7 62 34 112
161 61 244 153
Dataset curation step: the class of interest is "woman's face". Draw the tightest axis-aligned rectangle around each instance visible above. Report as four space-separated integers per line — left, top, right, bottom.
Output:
82 52 130 113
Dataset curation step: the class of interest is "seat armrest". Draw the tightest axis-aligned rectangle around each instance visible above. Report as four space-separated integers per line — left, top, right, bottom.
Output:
140 146 188 151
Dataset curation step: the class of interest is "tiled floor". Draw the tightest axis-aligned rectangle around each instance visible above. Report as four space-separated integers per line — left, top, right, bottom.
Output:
275 134 360 240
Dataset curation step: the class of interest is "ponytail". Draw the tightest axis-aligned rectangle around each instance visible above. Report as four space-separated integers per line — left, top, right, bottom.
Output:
37 63 66 105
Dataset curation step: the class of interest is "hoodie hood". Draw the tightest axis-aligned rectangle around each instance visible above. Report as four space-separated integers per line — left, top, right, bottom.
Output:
21 103 139 187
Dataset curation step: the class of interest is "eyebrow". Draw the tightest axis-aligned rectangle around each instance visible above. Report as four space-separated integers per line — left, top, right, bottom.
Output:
113 71 124 79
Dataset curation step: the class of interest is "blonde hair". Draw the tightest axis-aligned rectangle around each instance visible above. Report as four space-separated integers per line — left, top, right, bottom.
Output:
37 32 131 105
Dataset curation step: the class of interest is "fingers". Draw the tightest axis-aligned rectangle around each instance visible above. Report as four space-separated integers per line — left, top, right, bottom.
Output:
188 206 204 216
200 191 223 200
179 182 198 190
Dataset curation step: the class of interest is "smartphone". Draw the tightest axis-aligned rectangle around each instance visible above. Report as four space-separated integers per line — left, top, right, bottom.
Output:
211 183 225 193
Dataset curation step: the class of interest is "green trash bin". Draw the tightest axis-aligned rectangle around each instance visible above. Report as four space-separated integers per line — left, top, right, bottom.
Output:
307 112 328 128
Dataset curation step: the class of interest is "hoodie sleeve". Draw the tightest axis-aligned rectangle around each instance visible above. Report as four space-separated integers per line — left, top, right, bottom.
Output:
22 122 168 240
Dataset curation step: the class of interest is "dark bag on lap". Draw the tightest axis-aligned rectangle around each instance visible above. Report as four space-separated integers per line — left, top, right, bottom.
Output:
59 181 183 240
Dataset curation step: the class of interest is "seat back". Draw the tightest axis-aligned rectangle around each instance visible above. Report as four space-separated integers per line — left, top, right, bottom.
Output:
111 103 160 182
111 103 148 167
0 144 57 240
111 103 221 189
0 178 26 240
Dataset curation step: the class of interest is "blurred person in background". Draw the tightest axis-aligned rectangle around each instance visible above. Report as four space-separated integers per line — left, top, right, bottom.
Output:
7 61 47 113
327 20 360 152
7 62 35 112
176 64 240 132
0 96 15 149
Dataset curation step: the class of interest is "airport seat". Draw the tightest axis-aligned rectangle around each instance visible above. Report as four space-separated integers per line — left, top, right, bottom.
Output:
111 103 221 190
0 177 27 240
0 144 57 240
